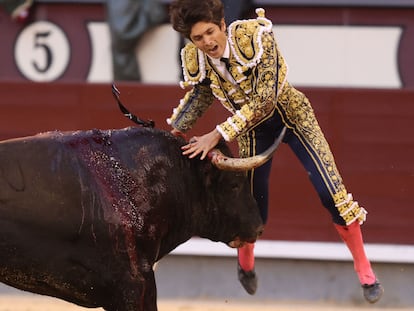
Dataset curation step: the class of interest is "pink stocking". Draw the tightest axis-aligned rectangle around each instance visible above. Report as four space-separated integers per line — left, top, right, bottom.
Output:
334 222 376 285
237 242 255 272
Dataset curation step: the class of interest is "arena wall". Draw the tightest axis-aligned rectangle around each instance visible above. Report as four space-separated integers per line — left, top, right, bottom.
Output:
0 82 413 248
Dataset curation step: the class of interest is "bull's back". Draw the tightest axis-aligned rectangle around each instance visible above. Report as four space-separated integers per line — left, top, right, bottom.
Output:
0 127 187 237
0 132 85 227
0 127 177 219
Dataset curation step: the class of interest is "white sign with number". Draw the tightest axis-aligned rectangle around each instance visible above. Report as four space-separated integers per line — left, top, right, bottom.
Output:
14 21 70 82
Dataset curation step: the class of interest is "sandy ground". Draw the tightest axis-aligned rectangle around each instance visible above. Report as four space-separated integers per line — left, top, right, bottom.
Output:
0 295 411 311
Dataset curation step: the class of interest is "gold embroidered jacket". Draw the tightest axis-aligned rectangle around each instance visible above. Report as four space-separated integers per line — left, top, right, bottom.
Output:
167 8 288 142
166 9 369 226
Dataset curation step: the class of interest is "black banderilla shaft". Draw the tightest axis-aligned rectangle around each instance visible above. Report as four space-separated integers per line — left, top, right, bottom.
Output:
111 84 155 128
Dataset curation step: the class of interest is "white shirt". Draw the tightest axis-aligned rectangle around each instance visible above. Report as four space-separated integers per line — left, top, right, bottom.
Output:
208 41 236 84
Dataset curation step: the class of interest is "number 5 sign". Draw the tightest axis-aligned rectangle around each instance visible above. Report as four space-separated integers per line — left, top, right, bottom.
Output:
14 21 70 82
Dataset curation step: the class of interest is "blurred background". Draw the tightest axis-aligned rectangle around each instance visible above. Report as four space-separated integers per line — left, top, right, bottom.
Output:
0 0 413 308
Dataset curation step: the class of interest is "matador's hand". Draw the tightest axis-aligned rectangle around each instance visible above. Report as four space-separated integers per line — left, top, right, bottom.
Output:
182 129 222 160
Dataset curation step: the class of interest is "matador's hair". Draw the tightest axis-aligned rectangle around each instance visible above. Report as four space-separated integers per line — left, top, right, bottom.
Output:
169 0 224 39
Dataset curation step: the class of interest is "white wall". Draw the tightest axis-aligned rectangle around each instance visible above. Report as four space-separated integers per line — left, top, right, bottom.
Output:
121 23 402 88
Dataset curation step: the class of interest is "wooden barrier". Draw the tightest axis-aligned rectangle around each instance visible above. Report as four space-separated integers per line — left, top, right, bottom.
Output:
0 82 413 245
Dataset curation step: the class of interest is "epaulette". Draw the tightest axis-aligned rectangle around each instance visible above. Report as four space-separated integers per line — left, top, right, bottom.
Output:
180 42 206 88
228 8 273 68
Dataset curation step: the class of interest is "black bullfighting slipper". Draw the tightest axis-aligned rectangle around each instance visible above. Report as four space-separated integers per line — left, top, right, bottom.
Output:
237 264 257 295
362 280 384 303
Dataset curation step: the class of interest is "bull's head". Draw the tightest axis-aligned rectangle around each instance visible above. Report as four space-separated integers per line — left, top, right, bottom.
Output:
200 127 286 248
209 127 286 172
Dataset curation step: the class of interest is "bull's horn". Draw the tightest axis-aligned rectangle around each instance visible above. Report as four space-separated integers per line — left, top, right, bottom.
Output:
210 126 287 171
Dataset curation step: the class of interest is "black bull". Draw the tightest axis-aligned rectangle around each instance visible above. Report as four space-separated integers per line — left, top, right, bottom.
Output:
0 127 263 311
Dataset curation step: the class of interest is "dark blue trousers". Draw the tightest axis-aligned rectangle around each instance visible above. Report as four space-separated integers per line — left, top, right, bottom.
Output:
246 109 346 226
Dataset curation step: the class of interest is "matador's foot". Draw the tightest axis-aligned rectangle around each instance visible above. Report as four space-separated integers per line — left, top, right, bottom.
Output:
237 264 257 295
362 280 384 303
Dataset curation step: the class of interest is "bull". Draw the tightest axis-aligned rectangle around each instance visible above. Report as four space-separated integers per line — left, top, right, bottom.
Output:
0 126 282 311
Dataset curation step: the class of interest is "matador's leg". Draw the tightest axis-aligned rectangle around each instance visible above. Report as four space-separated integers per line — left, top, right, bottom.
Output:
235 111 283 296
277 86 383 303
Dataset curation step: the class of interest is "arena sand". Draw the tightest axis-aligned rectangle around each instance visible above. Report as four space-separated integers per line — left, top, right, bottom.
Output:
0 295 411 311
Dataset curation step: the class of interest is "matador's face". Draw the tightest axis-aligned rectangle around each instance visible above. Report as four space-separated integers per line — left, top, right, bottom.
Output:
189 19 227 59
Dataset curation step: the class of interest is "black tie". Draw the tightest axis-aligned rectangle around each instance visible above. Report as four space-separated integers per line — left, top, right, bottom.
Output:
220 57 231 71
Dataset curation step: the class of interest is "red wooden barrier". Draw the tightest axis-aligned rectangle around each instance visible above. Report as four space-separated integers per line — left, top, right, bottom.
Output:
0 82 412 244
